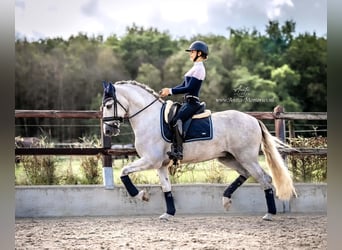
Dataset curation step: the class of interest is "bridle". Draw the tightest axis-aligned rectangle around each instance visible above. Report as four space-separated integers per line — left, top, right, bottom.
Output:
102 83 160 130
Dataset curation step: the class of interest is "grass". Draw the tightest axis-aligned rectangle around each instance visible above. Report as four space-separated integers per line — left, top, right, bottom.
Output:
15 155 103 185
15 155 269 185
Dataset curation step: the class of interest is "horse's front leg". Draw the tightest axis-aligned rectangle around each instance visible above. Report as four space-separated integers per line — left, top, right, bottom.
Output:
157 165 176 220
120 157 154 201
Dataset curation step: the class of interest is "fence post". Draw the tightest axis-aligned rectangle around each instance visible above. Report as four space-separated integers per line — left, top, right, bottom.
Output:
274 105 286 142
288 120 296 139
100 108 114 189
273 105 290 213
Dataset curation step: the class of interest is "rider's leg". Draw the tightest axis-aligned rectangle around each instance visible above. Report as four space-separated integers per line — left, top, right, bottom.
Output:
167 119 184 160
167 102 200 161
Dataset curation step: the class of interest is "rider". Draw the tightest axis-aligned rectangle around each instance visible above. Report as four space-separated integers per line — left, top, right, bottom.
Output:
159 40 209 161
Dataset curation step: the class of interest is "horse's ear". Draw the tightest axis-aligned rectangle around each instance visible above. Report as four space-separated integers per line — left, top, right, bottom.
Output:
102 81 108 89
109 82 115 95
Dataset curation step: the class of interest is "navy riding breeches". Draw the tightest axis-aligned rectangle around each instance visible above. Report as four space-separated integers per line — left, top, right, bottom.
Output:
173 100 201 125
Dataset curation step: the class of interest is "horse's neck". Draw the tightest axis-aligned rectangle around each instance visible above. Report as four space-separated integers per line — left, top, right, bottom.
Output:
118 85 162 133
129 96 162 138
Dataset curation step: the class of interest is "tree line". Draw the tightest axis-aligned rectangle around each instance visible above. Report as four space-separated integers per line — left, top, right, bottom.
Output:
15 21 326 141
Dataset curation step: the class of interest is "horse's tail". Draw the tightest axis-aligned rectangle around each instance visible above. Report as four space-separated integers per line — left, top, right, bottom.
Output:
258 120 297 200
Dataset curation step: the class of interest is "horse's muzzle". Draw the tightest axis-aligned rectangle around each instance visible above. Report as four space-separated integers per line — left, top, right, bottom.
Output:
103 122 120 137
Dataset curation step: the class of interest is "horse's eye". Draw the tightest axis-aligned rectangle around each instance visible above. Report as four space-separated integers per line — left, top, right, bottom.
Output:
106 104 113 109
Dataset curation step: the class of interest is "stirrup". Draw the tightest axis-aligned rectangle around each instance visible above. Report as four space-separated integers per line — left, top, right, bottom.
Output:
176 151 183 160
167 150 183 160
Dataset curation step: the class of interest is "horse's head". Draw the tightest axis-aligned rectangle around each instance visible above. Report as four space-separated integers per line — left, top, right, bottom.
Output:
101 81 128 137
101 80 162 137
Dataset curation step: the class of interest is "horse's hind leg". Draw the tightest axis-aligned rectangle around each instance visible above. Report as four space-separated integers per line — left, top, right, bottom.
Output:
239 160 277 221
218 157 250 211
219 155 277 220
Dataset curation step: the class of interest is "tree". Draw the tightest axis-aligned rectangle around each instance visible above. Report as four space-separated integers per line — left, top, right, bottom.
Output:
110 24 177 79
271 64 301 111
162 50 190 86
202 47 232 111
228 27 263 70
284 33 327 111
263 20 295 66
136 63 162 91
228 66 279 111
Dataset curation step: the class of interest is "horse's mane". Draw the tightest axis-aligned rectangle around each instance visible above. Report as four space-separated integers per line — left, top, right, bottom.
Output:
114 80 163 101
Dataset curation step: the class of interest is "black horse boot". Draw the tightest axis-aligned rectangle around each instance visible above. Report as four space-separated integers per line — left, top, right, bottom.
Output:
167 120 183 161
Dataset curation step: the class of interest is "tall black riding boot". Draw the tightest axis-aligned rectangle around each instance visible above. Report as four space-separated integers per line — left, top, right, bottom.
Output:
167 120 183 161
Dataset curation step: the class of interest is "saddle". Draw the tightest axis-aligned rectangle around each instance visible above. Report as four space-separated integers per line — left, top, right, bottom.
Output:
163 100 212 139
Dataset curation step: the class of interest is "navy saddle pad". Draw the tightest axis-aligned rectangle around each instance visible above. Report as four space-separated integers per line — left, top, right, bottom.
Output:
160 102 213 143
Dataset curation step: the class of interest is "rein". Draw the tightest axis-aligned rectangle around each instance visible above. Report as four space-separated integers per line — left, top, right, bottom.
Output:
128 97 160 120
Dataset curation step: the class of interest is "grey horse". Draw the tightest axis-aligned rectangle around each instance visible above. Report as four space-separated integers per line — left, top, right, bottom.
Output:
102 80 296 221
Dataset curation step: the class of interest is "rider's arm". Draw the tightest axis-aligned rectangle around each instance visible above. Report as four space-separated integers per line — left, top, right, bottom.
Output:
171 76 202 95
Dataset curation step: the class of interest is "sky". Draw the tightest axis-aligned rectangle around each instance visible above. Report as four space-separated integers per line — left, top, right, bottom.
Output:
15 0 327 41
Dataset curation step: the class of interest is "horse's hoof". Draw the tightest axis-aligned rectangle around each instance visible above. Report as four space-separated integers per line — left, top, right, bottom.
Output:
159 213 174 221
142 190 150 201
262 213 273 221
222 197 232 211
136 190 150 202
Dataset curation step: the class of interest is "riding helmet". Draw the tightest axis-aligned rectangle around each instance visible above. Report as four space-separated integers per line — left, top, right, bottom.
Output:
185 41 209 56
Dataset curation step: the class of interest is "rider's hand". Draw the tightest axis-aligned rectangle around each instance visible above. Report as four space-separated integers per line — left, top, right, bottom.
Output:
159 88 171 97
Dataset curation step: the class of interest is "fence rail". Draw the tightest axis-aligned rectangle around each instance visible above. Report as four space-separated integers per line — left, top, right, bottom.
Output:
15 110 327 120
15 110 101 119
15 147 327 156
15 147 137 156
244 112 327 120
